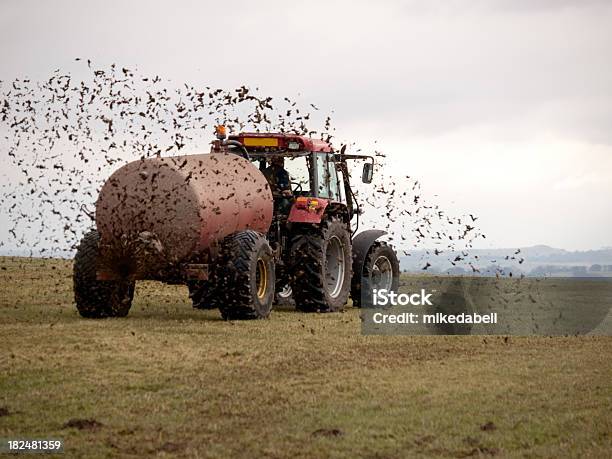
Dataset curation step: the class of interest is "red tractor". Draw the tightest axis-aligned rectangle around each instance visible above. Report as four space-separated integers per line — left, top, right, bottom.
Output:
73 127 399 319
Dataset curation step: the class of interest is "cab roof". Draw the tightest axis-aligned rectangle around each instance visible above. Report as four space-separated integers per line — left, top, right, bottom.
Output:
229 132 333 153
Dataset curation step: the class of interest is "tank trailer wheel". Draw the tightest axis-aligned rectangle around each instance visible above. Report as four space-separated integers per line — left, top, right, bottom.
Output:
187 280 221 310
217 230 275 320
351 241 400 308
290 216 352 313
73 230 135 318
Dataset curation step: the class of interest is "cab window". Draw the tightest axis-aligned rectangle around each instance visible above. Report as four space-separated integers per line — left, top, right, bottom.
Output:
284 155 312 195
328 159 340 200
314 153 340 200
314 153 328 198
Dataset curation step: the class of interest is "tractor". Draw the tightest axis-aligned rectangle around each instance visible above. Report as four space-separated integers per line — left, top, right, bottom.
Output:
73 127 399 319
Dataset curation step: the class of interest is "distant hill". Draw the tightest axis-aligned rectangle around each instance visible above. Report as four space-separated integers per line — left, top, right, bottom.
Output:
400 245 612 277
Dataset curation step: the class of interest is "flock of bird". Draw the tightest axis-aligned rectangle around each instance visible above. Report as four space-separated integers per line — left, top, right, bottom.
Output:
0 59 516 277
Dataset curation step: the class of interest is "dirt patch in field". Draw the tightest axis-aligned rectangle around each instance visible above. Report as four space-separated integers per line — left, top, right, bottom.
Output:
63 418 104 431
156 442 182 453
312 428 344 437
480 421 497 432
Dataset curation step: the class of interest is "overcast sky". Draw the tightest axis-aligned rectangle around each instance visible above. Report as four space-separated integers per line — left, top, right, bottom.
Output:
1 0 611 251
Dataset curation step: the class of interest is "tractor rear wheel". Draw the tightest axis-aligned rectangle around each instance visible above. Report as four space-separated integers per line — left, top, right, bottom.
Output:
351 241 400 308
73 230 135 318
217 230 275 320
290 216 352 312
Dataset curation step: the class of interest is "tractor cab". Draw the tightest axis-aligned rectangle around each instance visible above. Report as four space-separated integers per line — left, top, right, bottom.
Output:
229 132 342 202
212 127 375 227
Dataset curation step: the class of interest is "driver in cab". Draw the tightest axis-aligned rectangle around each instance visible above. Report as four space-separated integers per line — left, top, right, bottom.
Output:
263 156 293 214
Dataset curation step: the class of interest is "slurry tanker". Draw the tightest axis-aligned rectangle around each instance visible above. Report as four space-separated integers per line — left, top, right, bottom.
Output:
74 127 399 319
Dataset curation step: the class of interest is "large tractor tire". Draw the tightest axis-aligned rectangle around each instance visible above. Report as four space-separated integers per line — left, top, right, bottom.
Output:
290 216 352 312
217 230 275 320
351 241 400 308
187 280 221 310
73 230 135 318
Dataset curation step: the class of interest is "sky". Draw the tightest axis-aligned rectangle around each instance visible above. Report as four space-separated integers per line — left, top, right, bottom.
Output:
1 0 611 251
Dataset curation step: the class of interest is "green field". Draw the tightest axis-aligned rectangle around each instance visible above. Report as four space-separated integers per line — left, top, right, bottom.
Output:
1 257 611 458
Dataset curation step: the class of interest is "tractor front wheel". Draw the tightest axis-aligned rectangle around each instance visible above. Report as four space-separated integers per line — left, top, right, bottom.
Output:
351 241 400 308
275 283 295 306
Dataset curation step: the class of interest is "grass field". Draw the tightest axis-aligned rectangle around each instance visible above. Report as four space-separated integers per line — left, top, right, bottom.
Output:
1 257 611 458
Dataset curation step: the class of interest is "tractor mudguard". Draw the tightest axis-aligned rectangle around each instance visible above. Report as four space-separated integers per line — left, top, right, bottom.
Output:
351 230 387 280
